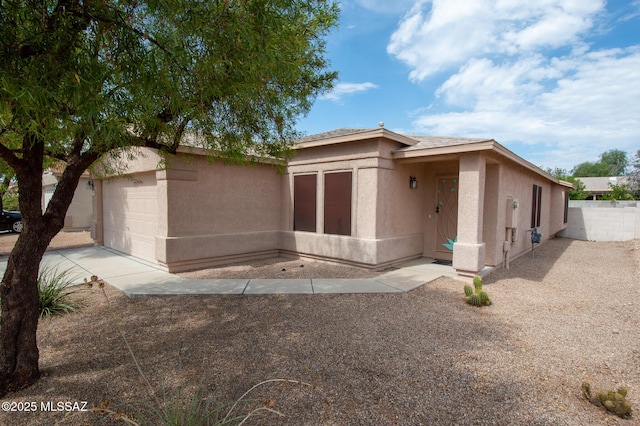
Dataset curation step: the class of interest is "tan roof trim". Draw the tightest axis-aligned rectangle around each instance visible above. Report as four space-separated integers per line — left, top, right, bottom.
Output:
295 128 418 149
491 142 569 186
175 146 285 166
393 139 495 158
394 139 572 188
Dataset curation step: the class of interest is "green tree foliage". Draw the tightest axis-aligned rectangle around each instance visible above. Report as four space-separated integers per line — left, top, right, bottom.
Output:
629 150 640 199
600 150 628 175
571 149 628 177
601 183 635 201
566 177 588 200
0 159 15 211
0 0 338 394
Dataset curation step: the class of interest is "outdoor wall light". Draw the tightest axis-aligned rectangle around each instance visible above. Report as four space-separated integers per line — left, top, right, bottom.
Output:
86 180 94 191
409 176 418 189
513 200 519 208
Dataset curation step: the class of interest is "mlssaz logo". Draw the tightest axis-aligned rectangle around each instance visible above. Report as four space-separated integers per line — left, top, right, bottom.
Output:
40 401 88 412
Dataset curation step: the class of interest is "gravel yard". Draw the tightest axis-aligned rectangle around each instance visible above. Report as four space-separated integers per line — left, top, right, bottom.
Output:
178 256 387 279
0 237 638 425
0 230 93 256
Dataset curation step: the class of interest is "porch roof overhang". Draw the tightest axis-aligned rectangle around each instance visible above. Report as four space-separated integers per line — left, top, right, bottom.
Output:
393 137 573 189
295 127 418 149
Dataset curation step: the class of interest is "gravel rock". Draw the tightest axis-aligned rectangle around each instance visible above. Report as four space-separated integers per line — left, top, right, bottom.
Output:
0 238 638 425
0 230 93 256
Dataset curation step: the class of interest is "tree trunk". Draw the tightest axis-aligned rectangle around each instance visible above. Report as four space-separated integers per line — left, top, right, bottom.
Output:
0 142 98 396
0 231 49 394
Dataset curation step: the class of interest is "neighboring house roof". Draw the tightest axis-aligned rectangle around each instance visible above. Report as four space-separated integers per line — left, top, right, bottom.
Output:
576 176 630 192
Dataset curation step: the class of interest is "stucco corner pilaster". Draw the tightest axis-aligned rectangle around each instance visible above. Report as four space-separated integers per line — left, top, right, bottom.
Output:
453 242 485 277
155 236 168 263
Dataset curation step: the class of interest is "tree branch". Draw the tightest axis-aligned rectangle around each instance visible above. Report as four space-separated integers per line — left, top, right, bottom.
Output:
42 149 69 163
172 117 190 151
69 130 87 158
0 144 23 174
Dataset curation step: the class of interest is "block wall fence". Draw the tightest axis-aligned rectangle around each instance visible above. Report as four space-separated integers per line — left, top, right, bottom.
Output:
559 200 639 241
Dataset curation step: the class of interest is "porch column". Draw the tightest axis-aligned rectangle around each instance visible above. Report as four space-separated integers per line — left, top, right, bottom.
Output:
453 153 486 280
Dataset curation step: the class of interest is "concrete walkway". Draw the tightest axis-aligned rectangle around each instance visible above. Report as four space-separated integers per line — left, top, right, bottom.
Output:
0 246 457 296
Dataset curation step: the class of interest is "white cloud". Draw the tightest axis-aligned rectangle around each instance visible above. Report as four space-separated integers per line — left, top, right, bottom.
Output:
385 0 639 169
388 0 495 80
321 82 379 102
413 47 640 169
387 0 605 80
618 0 640 22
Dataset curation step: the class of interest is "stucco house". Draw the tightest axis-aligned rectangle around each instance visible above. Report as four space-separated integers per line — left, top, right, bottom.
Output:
90 127 572 280
43 167 93 231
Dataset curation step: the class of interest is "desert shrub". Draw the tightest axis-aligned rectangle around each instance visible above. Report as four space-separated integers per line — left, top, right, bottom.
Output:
128 382 293 426
38 265 82 318
131 387 230 426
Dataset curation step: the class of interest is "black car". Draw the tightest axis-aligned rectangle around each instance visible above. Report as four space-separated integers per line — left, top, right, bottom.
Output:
0 210 22 233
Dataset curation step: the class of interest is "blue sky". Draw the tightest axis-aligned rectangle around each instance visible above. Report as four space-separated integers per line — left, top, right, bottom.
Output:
296 0 640 172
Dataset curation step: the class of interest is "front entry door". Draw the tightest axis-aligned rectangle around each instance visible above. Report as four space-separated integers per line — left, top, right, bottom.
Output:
435 176 458 261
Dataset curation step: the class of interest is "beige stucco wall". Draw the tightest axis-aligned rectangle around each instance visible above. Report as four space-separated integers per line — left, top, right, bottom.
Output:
156 154 282 271
43 175 93 231
484 159 569 267
94 148 283 271
92 141 570 274
393 151 568 275
283 139 376 266
482 163 501 266
281 138 429 267
549 184 569 235
64 177 94 230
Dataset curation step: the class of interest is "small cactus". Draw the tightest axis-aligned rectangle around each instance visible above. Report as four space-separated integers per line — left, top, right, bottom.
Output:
582 382 592 401
585 382 632 418
468 294 482 307
597 390 607 405
618 386 628 398
463 275 491 307
473 275 483 292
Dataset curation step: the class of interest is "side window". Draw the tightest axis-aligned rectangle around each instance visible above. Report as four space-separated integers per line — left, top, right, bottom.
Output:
293 174 317 232
324 171 352 236
531 184 542 228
